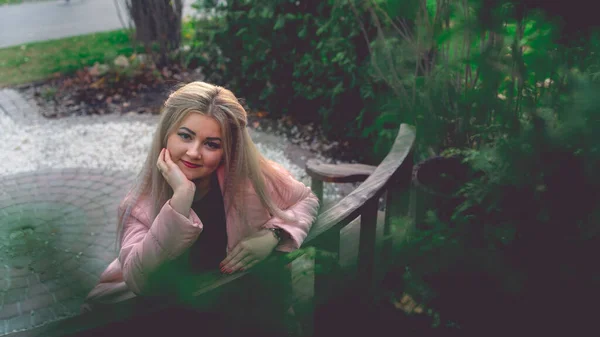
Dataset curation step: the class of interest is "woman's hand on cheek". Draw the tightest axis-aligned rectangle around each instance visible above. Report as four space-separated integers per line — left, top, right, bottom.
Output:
219 230 279 274
157 148 195 194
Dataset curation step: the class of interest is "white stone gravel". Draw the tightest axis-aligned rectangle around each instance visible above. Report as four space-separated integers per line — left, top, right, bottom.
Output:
0 88 347 203
0 112 307 180
0 113 157 176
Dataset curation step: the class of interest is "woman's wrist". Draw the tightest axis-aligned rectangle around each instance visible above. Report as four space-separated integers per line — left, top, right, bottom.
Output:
261 228 281 247
174 181 196 196
171 185 195 217
264 227 283 242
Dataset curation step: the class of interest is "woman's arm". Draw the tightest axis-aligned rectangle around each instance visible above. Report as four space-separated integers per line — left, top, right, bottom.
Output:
263 170 320 252
118 196 203 295
220 168 320 273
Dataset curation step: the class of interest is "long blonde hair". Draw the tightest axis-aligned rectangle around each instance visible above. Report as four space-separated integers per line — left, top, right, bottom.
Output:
115 81 292 251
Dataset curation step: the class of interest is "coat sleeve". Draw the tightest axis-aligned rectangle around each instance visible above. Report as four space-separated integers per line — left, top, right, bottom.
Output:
262 166 320 252
118 198 203 295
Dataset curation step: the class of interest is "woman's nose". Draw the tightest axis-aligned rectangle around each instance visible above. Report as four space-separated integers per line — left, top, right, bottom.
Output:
186 144 202 158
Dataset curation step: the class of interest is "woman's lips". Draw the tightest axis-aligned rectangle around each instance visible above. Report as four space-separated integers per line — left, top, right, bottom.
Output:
181 160 202 168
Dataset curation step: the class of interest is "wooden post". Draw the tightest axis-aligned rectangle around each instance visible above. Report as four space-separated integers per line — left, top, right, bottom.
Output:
311 178 324 203
383 151 414 261
311 229 341 336
357 196 379 304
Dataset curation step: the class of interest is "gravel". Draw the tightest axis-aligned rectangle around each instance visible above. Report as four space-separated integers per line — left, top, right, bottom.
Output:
0 108 348 202
0 112 160 176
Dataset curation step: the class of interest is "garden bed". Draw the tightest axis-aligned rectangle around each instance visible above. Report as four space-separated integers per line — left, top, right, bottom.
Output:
16 61 359 164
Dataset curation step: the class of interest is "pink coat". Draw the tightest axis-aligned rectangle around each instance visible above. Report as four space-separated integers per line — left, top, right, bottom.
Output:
82 165 319 310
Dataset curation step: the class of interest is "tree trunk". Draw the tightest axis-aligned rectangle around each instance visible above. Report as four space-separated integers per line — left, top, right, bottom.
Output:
122 0 183 66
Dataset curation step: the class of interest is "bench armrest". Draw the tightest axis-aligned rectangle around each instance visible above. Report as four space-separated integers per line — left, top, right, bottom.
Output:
306 159 377 201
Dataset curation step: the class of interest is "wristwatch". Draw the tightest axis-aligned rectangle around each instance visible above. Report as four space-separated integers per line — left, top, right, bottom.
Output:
265 227 283 241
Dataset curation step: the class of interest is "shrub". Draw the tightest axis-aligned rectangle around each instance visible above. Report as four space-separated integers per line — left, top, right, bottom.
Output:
191 0 381 159
390 71 600 334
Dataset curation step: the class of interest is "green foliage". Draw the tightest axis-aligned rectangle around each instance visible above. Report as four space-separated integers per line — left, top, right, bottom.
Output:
191 0 379 158
359 0 600 162
368 1 600 333
393 71 600 332
182 14 227 73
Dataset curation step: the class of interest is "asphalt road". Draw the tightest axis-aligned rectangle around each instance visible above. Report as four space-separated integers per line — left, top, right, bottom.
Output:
0 0 196 48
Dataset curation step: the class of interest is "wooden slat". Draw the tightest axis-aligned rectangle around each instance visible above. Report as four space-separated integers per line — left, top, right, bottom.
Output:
357 196 379 303
306 160 377 183
311 178 324 202
304 124 416 244
312 229 341 335
313 230 341 303
382 152 414 262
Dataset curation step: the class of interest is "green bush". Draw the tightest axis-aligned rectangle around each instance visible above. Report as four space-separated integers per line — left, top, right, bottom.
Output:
190 0 384 160
372 1 600 334
388 71 600 335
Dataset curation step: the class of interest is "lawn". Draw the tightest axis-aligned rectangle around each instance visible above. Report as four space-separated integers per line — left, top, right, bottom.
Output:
0 29 139 87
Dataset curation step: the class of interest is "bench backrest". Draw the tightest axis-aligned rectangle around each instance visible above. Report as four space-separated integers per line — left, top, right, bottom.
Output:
305 123 415 309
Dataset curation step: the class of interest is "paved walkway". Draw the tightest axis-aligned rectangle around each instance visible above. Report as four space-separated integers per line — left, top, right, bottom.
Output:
0 0 197 48
0 168 134 335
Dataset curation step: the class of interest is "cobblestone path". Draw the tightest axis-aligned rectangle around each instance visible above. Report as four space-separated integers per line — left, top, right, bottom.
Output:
0 169 134 335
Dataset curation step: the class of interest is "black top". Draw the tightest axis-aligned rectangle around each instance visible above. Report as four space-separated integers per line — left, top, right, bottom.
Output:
188 174 228 272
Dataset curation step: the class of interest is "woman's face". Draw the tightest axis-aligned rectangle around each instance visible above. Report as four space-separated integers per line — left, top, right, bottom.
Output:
166 112 224 183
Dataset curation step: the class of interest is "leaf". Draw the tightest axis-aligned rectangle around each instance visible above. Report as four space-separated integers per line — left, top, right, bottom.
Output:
298 26 307 39
274 15 285 30
235 27 248 36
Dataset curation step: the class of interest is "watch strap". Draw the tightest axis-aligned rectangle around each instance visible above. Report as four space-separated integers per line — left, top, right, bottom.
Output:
265 227 283 241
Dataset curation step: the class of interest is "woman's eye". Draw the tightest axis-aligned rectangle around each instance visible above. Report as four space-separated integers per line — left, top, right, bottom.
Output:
206 142 221 149
178 133 191 140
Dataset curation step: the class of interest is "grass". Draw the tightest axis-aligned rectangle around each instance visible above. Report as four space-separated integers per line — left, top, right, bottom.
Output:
0 29 140 87
0 0 52 5
0 0 60 5
0 16 224 88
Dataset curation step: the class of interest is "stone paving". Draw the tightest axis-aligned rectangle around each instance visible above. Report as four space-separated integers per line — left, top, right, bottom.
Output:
0 89 134 335
0 168 135 335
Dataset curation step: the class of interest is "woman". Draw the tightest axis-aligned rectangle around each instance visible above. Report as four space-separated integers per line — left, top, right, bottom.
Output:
82 81 320 336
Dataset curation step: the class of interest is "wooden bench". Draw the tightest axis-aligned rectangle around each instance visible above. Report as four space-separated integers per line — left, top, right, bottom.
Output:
13 124 416 337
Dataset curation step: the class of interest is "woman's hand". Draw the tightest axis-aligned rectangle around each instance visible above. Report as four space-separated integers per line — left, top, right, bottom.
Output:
219 230 279 274
157 148 195 194
157 148 195 216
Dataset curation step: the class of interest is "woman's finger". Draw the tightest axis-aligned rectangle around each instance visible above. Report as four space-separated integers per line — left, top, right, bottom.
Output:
220 245 244 270
228 255 254 273
156 148 166 174
156 148 164 166
222 249 249 272
164 148 174 167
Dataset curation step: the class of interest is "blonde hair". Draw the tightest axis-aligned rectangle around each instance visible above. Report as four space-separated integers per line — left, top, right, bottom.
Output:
115 81 292 251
